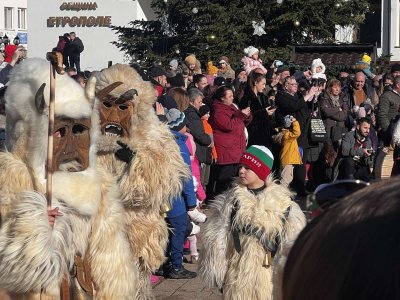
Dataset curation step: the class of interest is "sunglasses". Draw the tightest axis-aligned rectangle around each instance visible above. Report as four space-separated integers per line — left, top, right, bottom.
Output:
308 180 370 218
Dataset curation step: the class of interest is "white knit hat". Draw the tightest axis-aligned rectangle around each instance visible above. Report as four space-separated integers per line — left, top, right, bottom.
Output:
244 46 259 58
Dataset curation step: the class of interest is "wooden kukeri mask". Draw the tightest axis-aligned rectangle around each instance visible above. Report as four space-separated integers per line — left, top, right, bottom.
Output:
97 82 137 138
53 117 91 172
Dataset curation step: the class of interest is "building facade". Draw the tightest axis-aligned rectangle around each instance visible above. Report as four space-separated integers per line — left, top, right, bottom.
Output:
28 0 154 71
0 0 28 44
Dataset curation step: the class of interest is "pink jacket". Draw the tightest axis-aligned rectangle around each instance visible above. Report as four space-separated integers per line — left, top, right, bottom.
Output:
241 56 268 75
185 132 207 201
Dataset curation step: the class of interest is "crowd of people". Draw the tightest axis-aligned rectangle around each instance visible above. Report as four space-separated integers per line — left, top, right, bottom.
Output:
145 48 400 203
0 43 400 299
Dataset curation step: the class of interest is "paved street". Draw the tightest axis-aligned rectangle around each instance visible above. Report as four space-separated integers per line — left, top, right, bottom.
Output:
153 258 222 300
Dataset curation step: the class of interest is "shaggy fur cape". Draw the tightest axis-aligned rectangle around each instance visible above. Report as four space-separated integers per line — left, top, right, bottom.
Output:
199 176 306 300
94 64 190 299
0 59 138 299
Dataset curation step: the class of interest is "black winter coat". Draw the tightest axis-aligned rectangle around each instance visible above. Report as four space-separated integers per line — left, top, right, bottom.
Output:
239 90 275 148
275 90 311 149
184 105 212 163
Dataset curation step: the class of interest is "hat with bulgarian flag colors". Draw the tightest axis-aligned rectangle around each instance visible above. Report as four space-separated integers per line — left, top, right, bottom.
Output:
239 145 274 181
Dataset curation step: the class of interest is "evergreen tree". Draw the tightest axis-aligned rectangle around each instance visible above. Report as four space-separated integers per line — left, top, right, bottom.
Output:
112 0 369 68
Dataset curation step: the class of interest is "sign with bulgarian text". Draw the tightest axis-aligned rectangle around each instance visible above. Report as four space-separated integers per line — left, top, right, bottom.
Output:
47 2 112 27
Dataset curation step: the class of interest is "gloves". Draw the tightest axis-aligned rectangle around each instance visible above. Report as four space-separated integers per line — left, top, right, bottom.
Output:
188 208 207 223
115 141 135 163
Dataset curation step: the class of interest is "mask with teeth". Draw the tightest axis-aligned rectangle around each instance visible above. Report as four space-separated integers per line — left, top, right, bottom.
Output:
53 117 91 172
97 82 137 138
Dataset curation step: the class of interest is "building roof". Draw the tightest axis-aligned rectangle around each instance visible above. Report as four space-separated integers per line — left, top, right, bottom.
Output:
291 44 377 66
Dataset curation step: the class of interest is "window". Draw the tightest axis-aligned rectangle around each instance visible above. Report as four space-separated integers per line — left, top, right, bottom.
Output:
18 8 26 30
4 7 13 30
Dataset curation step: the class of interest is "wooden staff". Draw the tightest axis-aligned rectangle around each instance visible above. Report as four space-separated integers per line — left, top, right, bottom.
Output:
45 51 64 208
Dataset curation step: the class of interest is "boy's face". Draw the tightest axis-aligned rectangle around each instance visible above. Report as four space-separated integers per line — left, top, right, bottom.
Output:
238 165 264 188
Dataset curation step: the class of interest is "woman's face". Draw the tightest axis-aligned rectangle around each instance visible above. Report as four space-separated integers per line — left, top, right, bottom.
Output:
222 90 234 106
192 96 203 110
255 78 266 93
330 84 341 96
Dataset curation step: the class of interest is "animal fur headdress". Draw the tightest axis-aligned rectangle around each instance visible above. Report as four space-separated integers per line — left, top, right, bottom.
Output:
4 58 99 181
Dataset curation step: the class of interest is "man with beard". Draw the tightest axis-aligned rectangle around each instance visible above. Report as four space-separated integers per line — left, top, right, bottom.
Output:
340 117 373 181
0 58 138 299
94 64 190 299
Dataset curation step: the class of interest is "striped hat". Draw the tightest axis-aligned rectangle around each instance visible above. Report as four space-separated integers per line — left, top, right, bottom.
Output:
239 145 274 181
166 108 186 132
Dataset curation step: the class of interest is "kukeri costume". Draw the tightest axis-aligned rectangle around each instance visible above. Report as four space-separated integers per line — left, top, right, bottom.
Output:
93 64 189 299
0 59 138 299
199 146 306 300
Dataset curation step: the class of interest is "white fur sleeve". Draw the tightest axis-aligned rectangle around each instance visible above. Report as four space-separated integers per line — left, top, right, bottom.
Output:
199 194 232 289
272 201 307 300
0 192 72 293
89 181 139 300
392 119 400 146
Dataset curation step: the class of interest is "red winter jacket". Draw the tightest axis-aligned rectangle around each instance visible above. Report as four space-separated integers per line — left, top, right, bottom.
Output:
209 101 252 165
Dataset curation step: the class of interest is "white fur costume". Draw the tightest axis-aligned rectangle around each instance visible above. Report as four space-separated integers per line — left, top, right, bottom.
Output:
199 176 306 300
94 64 190 299
0 59 138 299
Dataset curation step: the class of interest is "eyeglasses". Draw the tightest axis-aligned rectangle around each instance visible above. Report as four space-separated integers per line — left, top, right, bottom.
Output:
309 180 370 217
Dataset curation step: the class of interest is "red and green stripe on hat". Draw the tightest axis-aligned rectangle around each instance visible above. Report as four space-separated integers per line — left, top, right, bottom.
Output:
239 145 274 181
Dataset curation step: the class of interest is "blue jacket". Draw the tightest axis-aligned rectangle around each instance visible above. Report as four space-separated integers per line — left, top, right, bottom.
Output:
167 130 197 218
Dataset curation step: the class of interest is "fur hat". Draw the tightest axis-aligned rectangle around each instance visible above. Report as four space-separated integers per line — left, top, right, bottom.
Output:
185 55 197 66
244 46 259 58
311 58 326 74
239 145 274 181
166 108 186 132
169 59 178 69
5 58 98 177
207 61 218 76
391 63 400 74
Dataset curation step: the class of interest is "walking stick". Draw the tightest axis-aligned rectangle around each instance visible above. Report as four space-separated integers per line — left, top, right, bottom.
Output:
45 51 64 208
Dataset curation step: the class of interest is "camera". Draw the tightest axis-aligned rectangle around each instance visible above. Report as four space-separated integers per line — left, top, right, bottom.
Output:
311 78 326 87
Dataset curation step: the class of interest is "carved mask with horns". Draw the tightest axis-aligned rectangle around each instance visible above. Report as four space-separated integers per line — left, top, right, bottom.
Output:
97 81 137 138
35 83 92 173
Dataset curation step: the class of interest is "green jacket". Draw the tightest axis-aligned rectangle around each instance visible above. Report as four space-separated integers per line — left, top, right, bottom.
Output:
377 90 400 131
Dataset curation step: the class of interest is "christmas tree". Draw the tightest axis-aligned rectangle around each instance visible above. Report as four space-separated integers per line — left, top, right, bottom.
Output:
112 0 369 68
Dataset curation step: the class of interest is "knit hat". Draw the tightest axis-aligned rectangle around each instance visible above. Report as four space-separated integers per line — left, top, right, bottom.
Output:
149 66 166 78
391 63 400 74
276 66 290 74
361 54 371 64
283 115 293 128
239 145 274 181
185 55 197 66
199 104 210 117
207 61 218 76
244 46 259 58
214 76 227 87
219 55 229 64
169 59 178 69
166 108 186 132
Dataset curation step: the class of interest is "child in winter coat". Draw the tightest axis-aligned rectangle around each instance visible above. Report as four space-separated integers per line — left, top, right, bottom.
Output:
199 145 306 300
241 46 267 75
280 115 302 188
164 109 198 279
